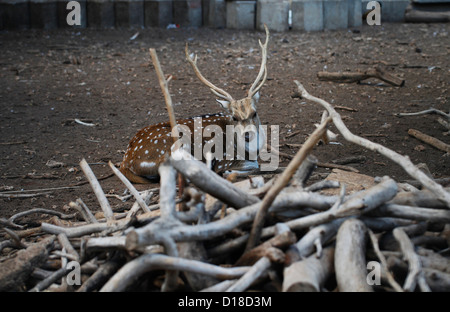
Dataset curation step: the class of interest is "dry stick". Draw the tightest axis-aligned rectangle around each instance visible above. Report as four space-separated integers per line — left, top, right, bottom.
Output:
209 178 396 258
149 48 177 138
283 246 335 292
79 158 115 222
392 228 431 292
100 254 250 292
236 231 297 266
334 219 373 292
170 150 260 209
395 108 450 120
294 80 450 207
158 162 180 292
149 48 186 210
375 203 450 223
29 266 70 292
367 230 403 292
246 117 332 251
225 256 271 292
41 220 128 238
317 67 405 87
126 190 338 251
126 190 153 218
108 161 150 213
77 255 123 292
288 218 345 262
69 199 98 224
9 208 76 226
57 233 79 262
408 128 450 153
0 192 52 198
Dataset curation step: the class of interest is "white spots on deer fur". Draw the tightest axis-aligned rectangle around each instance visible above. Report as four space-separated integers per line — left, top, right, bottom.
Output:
154 140 158 144
145 150 149 155
134 146 138 151
161 150 165 155
138 139 142 144
140 161 156 168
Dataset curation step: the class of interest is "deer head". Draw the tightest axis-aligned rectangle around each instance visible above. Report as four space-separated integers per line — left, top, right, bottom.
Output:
185 24 270 157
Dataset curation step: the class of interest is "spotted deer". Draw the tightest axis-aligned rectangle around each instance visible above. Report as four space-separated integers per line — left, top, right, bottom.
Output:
120 26 270 183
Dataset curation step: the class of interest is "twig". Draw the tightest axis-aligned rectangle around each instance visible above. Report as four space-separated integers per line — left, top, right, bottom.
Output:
374 203 450 223
316 161 359 173
0 186 78 195
225 257 271 292
41 220 129 238
77 254 124 292
108 161 150 213
318 67 405 87
126 190 153 219
395 108 450 120
0 192 52 198
8 208 76 226
169 149 260 209
246 117 332 251
236 231 297 266
294 80 450 207
29 266 70 292
393 227 431 292
79 158 115 222
100 254 250 292
407 128 450 153
69 198 98 224
74 118 96 127
367 229 403 292
57 233 79 262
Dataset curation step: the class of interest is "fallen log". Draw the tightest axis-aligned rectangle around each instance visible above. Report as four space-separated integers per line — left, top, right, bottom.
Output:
317 67 405 87
408 128 450 153
334 219 373 292
282 246 335 292
0 236 55 291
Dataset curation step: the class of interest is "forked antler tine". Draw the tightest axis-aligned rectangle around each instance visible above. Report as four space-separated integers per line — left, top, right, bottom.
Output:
248 24 270 98
185 43 234 102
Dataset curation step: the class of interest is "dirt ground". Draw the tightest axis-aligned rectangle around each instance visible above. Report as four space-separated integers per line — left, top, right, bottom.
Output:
0 23 449 228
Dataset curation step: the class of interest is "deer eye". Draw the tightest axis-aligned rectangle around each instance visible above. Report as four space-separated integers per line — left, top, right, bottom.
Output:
232 116 238 121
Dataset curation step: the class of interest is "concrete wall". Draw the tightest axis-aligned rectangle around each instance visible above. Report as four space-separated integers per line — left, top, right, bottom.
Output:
0 0 408 31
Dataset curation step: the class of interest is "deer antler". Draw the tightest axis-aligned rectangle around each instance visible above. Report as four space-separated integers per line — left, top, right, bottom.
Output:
185 44 234 102
248 24 270 98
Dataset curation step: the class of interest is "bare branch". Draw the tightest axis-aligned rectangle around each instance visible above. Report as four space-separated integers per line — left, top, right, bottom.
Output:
294 80 450 207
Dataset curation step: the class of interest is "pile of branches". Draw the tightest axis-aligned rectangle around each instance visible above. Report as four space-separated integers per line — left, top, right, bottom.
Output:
1 78 449 292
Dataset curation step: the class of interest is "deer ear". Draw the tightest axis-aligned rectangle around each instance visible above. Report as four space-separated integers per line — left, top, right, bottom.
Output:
216 99 230 110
